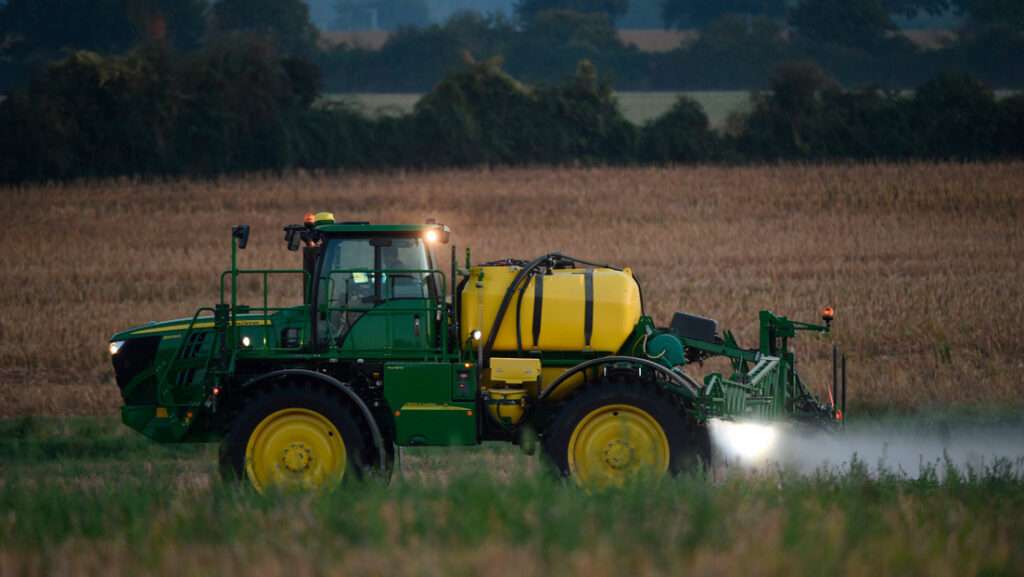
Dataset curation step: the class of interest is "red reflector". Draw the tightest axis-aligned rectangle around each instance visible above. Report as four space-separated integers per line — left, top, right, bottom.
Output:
467 410 473 416
395 411 401 417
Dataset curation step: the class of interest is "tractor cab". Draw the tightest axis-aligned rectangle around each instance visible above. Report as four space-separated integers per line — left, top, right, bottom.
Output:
283 213 451 358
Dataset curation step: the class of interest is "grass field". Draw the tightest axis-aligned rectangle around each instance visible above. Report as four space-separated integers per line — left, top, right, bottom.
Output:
1 416 1022 576
329 91 752 127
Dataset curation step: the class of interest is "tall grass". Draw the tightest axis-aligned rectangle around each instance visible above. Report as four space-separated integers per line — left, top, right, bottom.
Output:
1 418 1022 576
1 163 1022 415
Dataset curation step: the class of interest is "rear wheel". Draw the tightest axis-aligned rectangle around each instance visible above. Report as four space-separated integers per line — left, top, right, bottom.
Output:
543 377 706 489
220 385 367 493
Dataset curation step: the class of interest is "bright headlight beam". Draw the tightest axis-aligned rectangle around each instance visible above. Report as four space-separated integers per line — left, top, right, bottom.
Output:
710 420 779 464
109 341 125 355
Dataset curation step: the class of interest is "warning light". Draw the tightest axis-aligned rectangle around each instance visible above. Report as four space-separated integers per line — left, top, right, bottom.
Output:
836 410 843 420
395 411 401 417
467 411 473 416
304 213 314 225
213 387 221 396
464 363 474 368
822 307 834 322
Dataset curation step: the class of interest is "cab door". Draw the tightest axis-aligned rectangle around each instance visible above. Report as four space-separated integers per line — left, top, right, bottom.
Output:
315 236 439 357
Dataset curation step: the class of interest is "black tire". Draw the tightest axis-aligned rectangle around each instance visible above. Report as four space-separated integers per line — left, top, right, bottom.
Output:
219 384 368 492
542 376 709 488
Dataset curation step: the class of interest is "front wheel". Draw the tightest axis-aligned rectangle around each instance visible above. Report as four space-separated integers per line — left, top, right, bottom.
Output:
220 385 367 493
542 377 707 489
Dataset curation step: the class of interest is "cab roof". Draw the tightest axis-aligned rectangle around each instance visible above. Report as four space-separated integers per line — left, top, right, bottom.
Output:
316 223 448 236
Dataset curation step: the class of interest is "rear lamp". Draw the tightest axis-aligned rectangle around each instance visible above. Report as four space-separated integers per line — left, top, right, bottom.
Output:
241 336 251 348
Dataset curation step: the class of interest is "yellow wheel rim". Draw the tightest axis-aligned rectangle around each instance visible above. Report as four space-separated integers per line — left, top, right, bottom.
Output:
245 408 347 492
568 404 669 489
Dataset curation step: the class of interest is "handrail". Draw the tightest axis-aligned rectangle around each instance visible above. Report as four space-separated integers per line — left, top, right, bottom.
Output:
155 306 218 407
219 269 312 353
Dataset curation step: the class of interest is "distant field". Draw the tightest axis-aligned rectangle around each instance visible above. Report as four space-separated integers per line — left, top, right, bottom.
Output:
617 91 751 126
321 29 958 52
328 91 752 126
330 90 1017 127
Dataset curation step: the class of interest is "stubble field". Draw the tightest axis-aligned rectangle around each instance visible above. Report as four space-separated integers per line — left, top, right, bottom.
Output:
2 163 1023 576
2 162 1023 416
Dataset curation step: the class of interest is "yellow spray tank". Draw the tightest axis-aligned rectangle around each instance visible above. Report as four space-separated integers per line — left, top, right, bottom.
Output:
460 258 643 356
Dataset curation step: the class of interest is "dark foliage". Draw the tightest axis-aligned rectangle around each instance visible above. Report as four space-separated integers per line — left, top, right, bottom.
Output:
910 69 1000 159
0 0 206 90
209 0 320 58
1 47 1022 184
652 14 789 90
640 95 716 161
515 0 630 22
733 63 1013 161
790 0 898 53
319 11 514 92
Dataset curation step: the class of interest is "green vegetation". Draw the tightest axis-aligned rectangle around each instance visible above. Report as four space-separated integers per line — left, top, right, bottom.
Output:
3 0 1024 94
2 416 1022 575
2 51 1021 183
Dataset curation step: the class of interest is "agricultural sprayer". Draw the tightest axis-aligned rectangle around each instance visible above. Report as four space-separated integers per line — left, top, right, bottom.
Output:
109 214 846 490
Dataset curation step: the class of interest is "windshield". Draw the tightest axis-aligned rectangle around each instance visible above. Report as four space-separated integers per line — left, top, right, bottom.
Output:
316 236 437 344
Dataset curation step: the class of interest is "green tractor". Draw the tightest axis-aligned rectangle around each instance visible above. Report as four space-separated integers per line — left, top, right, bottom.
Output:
109 213 844 491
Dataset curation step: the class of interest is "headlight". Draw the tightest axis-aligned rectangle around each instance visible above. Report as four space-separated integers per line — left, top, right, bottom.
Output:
709 420 778 464
109 341 125 355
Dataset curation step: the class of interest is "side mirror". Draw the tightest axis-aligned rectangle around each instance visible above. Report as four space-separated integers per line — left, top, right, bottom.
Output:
284 227 301 251
232 225 250 250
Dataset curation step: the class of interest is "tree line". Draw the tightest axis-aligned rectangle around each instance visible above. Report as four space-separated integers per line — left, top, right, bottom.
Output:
1 43 1021 184
320 0 1023 91
1 0 1022 92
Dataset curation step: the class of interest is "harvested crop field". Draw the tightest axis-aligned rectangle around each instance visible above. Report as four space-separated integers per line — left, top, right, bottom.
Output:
1 162 1023 417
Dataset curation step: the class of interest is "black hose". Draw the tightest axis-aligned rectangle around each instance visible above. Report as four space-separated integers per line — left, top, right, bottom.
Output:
481 252 626 361
481 253 628 362
480 253 556 361
514 275 530 356
536 355 700 401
